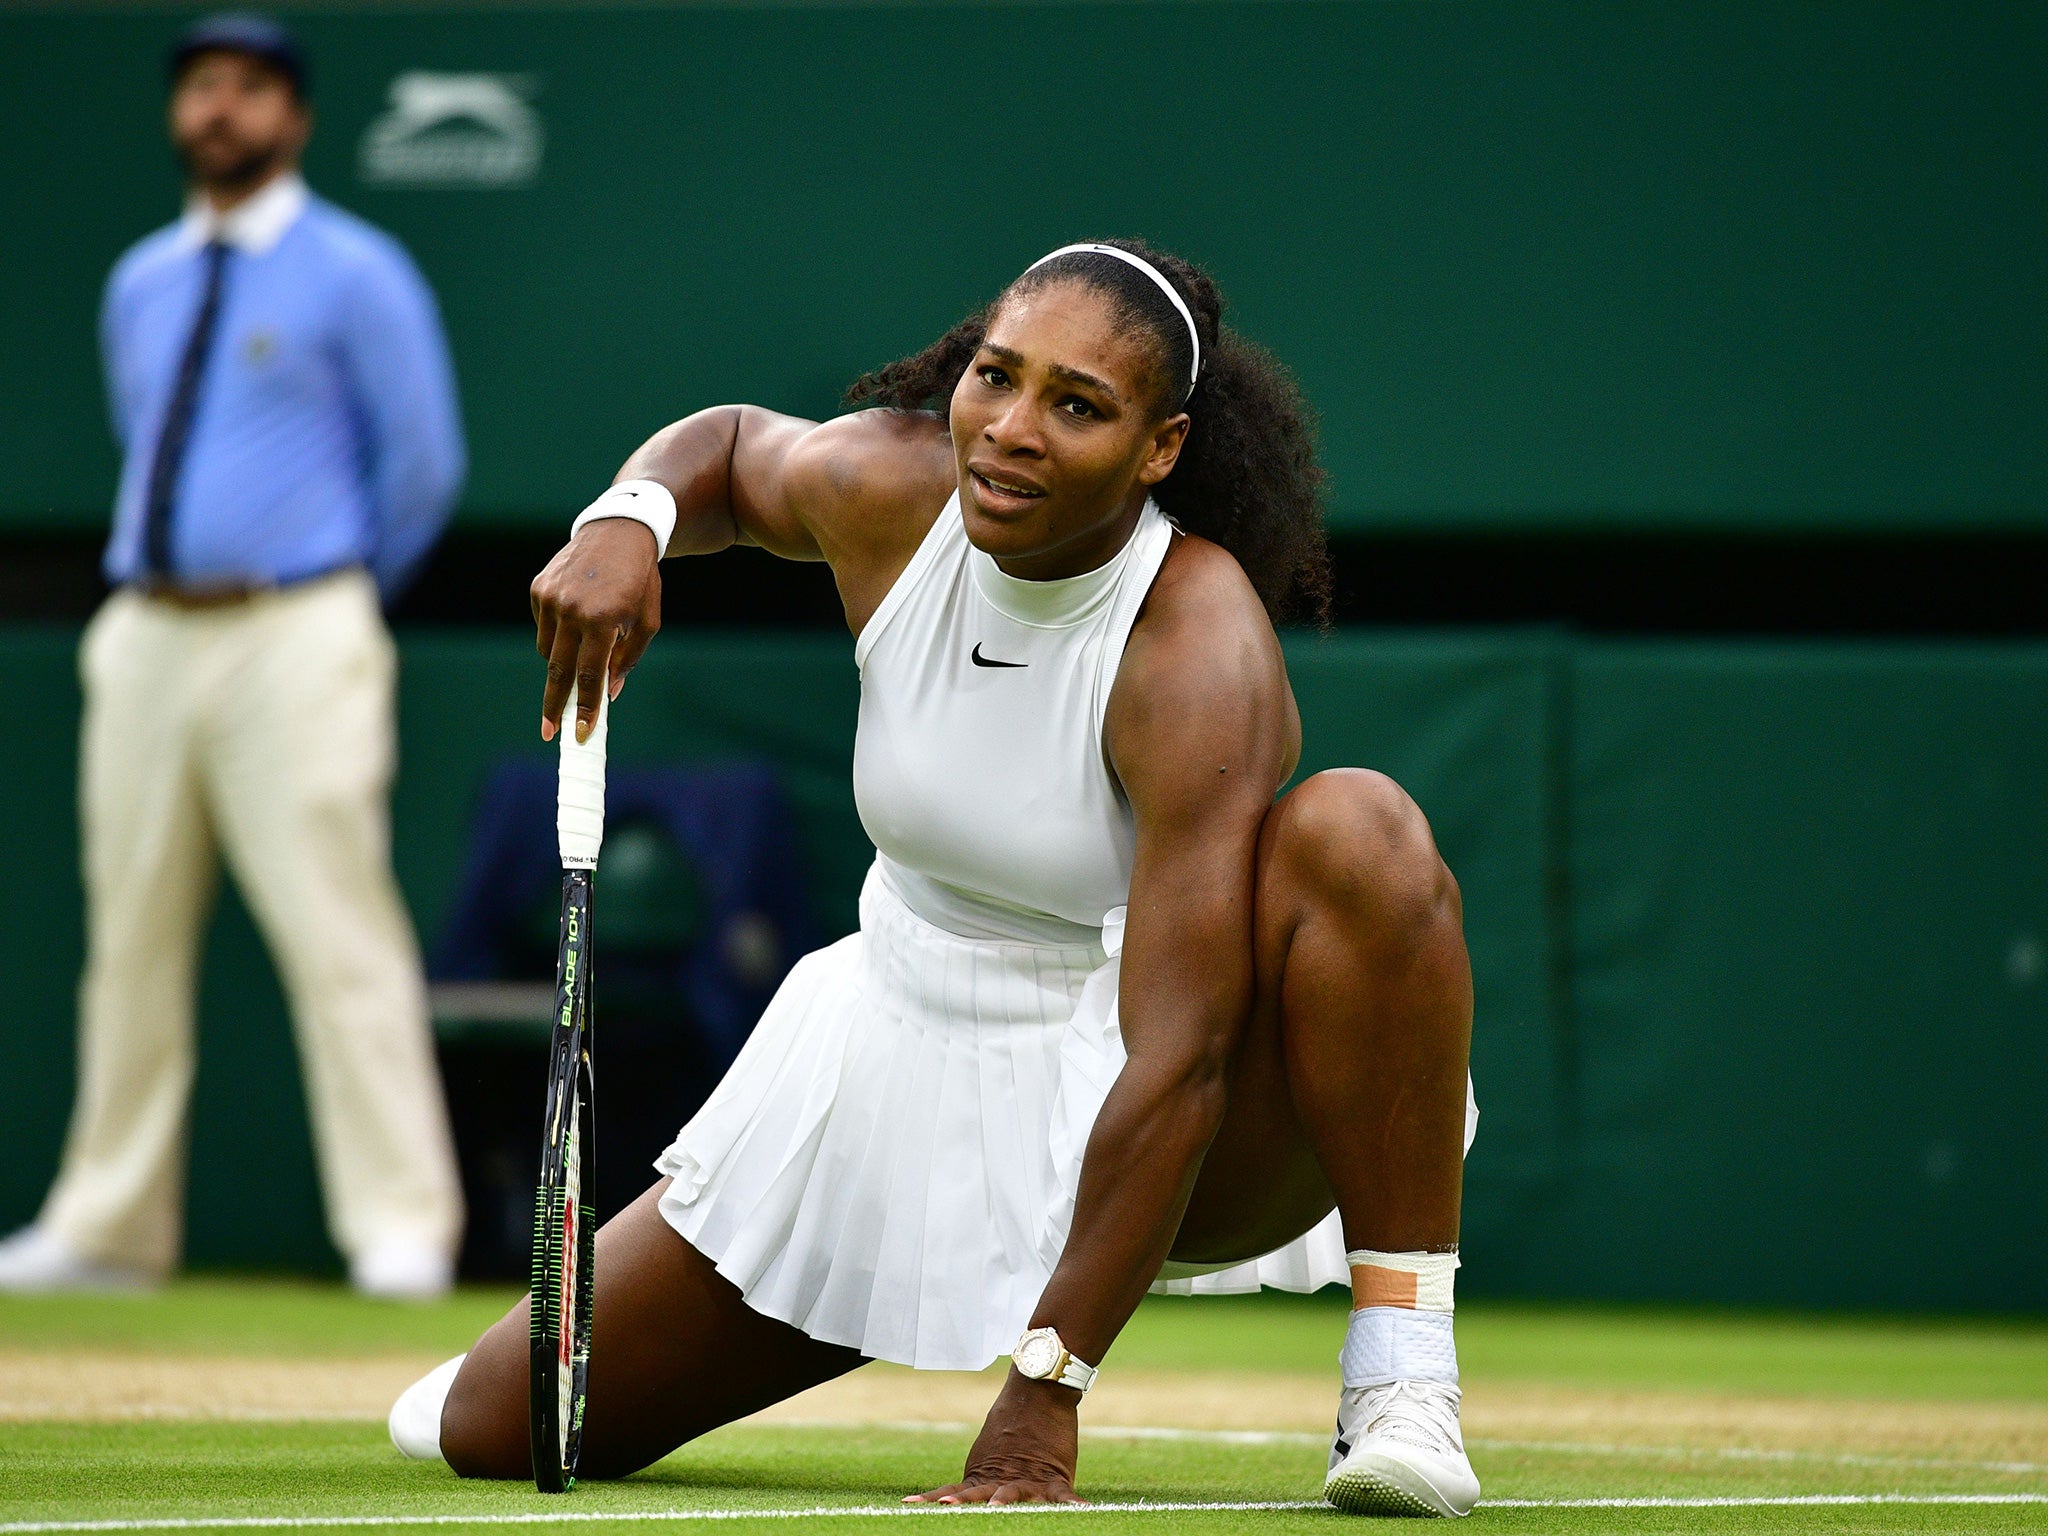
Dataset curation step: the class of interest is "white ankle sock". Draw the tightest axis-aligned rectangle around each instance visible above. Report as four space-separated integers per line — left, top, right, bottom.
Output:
1341 1248 1459 1389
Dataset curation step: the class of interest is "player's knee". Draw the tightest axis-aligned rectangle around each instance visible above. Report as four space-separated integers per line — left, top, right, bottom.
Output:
438 1355 530 1480
1271 769 1459 942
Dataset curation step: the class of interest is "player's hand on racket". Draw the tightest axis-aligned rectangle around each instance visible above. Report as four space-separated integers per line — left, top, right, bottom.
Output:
532 517 663 743
904 1375 1085 1506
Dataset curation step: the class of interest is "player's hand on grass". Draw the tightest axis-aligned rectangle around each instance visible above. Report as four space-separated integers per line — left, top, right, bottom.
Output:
532 517 664 742
904 1372 1085 1506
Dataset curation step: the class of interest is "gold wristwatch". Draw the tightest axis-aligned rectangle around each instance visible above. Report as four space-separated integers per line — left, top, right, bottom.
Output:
1012 1326 1098 1392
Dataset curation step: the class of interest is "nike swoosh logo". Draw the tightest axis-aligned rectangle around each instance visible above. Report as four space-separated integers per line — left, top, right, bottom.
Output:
971 643 1027 669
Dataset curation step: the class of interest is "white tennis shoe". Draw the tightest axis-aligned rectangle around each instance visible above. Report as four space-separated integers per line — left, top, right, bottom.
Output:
1324 1378 1480 1517
0 1224 157 1293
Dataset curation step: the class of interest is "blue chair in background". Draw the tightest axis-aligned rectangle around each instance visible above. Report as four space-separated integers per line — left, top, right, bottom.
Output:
429 759 813 1276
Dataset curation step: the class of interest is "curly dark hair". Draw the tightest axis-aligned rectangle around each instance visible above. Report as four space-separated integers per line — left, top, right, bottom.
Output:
845 239 1331 627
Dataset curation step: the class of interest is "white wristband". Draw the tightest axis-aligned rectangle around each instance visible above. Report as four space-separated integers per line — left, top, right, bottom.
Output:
570 478 677 557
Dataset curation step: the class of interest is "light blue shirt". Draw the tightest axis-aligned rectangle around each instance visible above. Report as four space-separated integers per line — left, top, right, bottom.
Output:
100 174 465 601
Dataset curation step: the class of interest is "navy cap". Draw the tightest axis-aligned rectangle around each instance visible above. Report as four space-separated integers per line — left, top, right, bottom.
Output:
169 13 308 97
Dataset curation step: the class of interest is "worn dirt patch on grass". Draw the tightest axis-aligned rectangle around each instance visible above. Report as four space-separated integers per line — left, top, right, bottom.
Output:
769 1366 2048 1466
0 1349 448 1422
1463 1384 2048 1465
6 1348 2043 1469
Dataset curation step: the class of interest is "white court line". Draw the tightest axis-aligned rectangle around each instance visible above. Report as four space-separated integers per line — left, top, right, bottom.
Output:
1482 1507 2048 1515
779 1419 1322 1448
1466 1435 2048 1477
0 1508 1311 1534
10 1411 2041 1479
4 1495 2047 1533
774 1417 2048 1477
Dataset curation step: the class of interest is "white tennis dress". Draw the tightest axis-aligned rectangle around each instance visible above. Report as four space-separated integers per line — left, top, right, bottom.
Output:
656 492 1386 1372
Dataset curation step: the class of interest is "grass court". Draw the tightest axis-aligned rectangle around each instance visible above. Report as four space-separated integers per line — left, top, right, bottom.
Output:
2 1282 2043 1534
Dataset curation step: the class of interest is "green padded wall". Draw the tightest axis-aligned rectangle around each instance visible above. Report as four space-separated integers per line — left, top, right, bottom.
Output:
4 624 2043 1308
1538 643 2048 1311
3 1 2043 534
1 625 1558 1274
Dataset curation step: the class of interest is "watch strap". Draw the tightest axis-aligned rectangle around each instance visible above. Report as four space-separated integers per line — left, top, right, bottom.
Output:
1056 1352 1098 1392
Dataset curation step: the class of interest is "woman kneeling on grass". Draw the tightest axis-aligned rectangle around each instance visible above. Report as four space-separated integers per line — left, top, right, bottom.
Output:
390 240 1482 1517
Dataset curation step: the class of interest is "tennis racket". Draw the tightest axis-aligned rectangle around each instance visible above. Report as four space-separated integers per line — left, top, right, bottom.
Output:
531 681 607 1493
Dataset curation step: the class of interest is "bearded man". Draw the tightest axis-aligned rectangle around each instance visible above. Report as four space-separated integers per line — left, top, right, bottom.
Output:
0 14 466 1298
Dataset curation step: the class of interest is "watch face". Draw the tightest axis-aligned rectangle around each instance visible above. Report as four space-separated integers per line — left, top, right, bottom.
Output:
1014 1332 1060 1379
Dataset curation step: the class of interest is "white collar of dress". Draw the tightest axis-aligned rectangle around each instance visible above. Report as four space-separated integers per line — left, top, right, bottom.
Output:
968 498 1158 629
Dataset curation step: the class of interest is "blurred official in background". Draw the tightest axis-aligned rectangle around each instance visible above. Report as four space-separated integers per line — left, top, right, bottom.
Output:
0 14 466 1298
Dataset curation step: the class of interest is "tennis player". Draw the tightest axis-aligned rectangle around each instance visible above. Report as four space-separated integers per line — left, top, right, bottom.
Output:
392 240 1481 1516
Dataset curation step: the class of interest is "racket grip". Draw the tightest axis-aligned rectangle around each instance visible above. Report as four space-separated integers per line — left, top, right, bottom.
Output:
557 681 609 870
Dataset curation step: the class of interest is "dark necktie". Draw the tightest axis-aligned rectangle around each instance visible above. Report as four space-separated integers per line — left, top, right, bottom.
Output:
141 238 231 579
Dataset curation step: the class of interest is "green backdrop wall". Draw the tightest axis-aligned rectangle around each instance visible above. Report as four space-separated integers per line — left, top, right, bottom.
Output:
5 624 2042 1310
3 0 2043 535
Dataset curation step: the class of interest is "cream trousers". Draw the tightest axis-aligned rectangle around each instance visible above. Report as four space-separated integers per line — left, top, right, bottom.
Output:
43 571 463 1274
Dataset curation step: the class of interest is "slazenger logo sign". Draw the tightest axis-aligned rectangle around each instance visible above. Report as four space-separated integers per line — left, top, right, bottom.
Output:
358 73 541 187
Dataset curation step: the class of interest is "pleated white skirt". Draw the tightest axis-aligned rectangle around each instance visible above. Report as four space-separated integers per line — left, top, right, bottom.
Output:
656 861 1409 1371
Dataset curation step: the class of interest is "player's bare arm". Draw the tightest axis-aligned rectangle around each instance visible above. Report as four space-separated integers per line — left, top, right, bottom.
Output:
908 537 1298 1505
529 405 953 738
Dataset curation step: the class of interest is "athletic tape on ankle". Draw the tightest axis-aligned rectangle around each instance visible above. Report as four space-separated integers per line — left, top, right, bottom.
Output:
1340 1306 1459 1389
1345 1248 1458 1312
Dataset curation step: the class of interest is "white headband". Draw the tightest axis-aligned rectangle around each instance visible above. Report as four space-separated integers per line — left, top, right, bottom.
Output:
1023 243 1201 394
